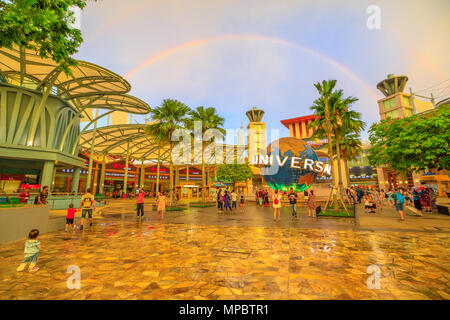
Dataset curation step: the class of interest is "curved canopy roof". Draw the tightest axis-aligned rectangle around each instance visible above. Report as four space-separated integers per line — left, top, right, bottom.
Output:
80 123 243 164
0 46 149 116
75 94 150 114
0 46 57 85
79 124 171 162
0 47 130 97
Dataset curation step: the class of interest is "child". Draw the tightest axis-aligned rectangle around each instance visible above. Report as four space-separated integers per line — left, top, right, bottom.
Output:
17 229 40 272
364 198 370 214
65 203 77 232
239 192 245 212
157 191 167 219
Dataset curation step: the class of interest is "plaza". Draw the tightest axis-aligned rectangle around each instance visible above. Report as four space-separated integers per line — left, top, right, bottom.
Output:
0 0 449 303
0 200 449 300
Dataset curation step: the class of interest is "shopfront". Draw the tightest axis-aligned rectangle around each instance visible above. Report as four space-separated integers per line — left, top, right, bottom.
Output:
176 167 203 200
0 158 48 194
420 172 450 196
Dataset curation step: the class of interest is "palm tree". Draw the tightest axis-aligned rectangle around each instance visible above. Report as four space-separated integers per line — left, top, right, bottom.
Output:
339 133 363 186
310 80 337 188
310 86 364 190
145 124 168 194
145 99 190 204
186 106 225 202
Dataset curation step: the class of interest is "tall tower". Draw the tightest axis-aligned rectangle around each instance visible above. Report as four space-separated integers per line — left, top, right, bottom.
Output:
246 107 266 160
376 74 433 120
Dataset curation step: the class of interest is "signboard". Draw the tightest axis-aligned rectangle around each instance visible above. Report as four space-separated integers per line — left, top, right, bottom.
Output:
252 137 331 192
20 184 41 189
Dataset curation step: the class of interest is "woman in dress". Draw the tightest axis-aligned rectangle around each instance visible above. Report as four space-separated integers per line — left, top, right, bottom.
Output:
273 190 282 221
157 191 167 219
308 190 316 217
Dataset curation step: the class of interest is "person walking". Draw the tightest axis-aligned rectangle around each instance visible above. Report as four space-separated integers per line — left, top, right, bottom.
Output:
273 190 282 221
430 188 437 213
223 191 232 211
422 189 432 213
288 188 297 217
239 191 245 212
392 189 405 221
355 186 363 204
412 187 422 212
65 203 77 232
231 190 238 210
308 190 316 217
217 189 223 212
17 229 40 272
264 190 269 207
157 191 167 219
79 188 95 231
136 188 145 218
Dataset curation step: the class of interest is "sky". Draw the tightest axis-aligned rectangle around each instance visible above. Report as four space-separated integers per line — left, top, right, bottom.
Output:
75 0 450 139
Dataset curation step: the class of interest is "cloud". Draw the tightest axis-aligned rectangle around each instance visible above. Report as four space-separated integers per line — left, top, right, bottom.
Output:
75 0 449 138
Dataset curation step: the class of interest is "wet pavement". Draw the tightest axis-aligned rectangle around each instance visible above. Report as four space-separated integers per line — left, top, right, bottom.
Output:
0 201 449 300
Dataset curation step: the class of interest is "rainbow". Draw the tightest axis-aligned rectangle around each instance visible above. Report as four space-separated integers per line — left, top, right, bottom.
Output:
124 34 380 99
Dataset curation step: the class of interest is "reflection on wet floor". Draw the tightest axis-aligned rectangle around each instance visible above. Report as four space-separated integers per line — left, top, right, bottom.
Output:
0 202 448 300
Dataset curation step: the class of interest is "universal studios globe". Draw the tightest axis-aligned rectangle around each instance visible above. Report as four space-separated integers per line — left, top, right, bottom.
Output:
261 137 319 192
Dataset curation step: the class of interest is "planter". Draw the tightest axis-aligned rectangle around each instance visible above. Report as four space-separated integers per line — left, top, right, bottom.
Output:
317 206 355 218
166 206 187 212
189 203 216 208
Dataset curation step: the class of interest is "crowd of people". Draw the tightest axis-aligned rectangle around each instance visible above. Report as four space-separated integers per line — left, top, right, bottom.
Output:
15 182 440 272
255 188 318 221
216 189 245 212
345 185 438 221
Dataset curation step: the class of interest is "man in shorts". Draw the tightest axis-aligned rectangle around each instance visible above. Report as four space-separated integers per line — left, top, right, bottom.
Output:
79 188 96 230
392 189 405 221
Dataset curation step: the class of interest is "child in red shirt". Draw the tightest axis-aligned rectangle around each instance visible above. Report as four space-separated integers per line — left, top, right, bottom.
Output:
65 203 78 232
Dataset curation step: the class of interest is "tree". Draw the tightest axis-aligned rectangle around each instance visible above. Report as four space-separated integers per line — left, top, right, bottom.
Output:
368 105 450 173
216 164 253 186
311 80 337 188
310 85 365 189
186 106 225 202
0 0 89 74
338 133 363 186
145 99 190 204
145 124 168 195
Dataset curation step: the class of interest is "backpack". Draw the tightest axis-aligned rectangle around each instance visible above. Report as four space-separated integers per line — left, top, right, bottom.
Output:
396 193 405 205
274 195 279 205
82 196 92 208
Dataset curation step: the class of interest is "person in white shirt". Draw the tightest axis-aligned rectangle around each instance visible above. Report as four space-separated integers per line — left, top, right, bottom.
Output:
231 190 238 210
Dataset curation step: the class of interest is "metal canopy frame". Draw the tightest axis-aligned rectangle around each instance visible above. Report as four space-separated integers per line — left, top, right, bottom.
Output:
0 45 151 158
80 124 247 164
0 46 149 116
79 124 171 162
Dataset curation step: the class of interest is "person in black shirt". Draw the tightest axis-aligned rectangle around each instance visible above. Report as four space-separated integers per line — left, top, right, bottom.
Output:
288 188 298 217
36 186 48 205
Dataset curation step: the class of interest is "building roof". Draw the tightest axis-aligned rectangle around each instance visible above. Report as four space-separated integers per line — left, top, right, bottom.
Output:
79 124 170 162
280 114 316 128
79 123 246 164
0 46 149 117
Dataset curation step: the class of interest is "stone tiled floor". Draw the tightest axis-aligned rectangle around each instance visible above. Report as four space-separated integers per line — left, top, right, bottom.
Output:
0 202 449 300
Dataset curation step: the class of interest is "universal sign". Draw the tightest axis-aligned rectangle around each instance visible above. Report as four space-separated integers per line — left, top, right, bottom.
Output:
250 155 332 176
